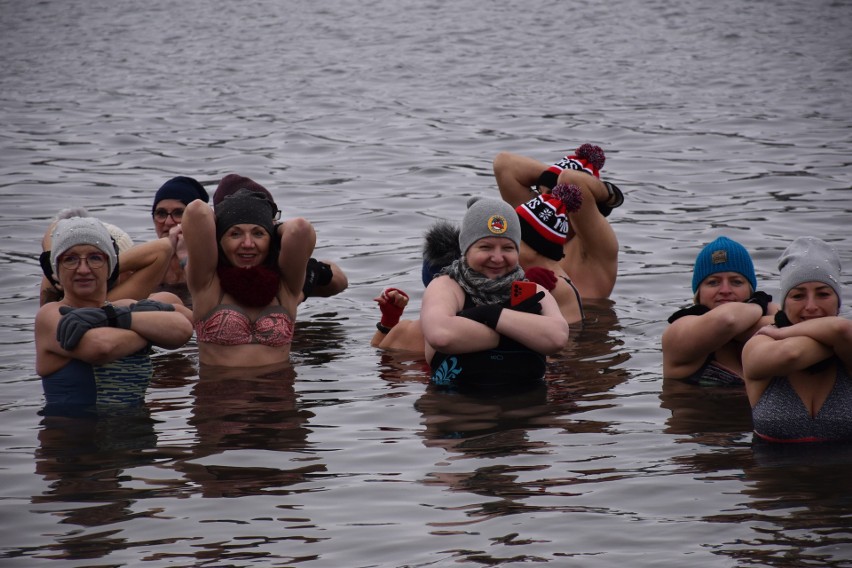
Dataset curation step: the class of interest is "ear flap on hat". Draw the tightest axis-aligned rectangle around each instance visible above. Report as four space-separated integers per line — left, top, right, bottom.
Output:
106 237 121 290
39 250 60 289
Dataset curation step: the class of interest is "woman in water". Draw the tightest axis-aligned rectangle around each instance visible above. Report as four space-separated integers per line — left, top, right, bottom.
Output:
35 216 193 413
492 143 623 300
662 236 777 386
182 189 315 368
743 237 852 443
420 197 569 392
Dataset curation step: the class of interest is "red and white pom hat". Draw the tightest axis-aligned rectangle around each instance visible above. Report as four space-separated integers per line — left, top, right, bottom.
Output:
516 183 583 260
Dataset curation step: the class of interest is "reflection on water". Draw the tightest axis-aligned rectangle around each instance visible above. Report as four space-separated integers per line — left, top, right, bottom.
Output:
175 364 324 499
33 409 160 560
660 379 753 438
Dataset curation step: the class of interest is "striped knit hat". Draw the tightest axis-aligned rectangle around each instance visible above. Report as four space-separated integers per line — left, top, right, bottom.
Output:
516 184 583 260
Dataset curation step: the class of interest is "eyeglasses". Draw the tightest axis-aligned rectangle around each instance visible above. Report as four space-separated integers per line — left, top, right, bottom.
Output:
60 253 107 270
153 208 185 222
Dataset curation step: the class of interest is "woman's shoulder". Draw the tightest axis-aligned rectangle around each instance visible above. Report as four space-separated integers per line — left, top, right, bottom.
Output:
35 301 64 326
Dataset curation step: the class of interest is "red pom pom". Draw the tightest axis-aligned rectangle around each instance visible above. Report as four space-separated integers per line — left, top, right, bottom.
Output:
552 183 583 213
575 144 606 171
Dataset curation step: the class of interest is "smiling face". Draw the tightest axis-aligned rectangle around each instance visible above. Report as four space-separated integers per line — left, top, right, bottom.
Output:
219 224 271 268
465 236 519 279
695 271 753 308
56 244 109 303
783 282 840 323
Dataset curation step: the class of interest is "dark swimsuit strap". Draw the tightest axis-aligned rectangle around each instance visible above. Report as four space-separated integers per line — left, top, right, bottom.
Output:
559 275 585 321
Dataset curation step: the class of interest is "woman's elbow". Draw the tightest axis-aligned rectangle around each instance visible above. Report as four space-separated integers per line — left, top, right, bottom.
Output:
154 319 193 349
541 324 570 354
79 336 121 366
284 218 316 245
422 325 457 353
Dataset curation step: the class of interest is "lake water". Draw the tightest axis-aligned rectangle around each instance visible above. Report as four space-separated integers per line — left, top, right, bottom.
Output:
2 0 852 566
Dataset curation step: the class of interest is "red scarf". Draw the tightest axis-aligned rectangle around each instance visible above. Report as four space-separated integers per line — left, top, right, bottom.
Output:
217 264 281 307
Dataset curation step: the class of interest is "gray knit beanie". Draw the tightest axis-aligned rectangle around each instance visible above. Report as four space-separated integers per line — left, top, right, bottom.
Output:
50 216 118 275
458 197 521 255
779 237 842 306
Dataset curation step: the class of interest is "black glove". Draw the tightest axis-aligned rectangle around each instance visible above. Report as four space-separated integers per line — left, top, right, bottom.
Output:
57 304 133 350
302 258 334 298
774 310 793 328
457 304 504 329
130 299 175 312
667 304 710 324
509 291 545 315
745 291 772 315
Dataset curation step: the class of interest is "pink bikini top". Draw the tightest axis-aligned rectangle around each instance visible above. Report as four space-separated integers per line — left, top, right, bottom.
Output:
194 300 294 348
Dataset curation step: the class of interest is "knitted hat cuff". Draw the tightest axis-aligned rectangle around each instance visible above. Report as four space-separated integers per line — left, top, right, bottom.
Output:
50 216 118 275
692 236 757 293
152 176 209 212
458 198 521 255
519 222 564 260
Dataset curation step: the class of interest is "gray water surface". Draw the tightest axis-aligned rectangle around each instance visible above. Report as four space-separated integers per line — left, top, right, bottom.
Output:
2 0 852 566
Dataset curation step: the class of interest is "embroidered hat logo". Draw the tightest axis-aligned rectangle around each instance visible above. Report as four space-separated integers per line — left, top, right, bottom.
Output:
487 215 508 235
711 250 728 264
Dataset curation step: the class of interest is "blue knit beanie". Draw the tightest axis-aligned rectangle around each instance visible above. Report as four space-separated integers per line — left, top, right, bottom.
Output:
152 176 209 213
691 236 757 293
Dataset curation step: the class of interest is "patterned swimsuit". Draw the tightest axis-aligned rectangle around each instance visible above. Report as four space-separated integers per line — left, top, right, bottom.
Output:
752 364 852 442
194 301 294 348
42 352 153 413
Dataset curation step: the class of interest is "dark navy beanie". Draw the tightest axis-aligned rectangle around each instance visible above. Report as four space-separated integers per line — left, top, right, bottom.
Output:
152 176 209 213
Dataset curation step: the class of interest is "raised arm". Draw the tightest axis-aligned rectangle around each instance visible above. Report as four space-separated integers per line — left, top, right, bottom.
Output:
107 237 173 301
493 152 547 207
181 199 219 297
277 217 316 300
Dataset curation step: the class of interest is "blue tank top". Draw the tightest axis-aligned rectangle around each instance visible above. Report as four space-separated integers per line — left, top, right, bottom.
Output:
41 353 153 413
752 364 852 443
429 294 547 393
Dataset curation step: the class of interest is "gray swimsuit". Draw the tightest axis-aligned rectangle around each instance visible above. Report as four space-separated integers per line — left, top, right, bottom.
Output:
752 364 852 442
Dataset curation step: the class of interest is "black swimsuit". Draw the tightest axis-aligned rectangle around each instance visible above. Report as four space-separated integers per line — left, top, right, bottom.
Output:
429 293 547 393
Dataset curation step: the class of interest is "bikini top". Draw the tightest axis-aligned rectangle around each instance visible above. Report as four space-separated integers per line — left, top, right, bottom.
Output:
559 275 585 322
752 364 852 443
194 296 294 348
685 354 744 387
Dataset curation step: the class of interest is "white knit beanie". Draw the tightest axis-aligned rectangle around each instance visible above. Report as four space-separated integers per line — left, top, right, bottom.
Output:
778 237 842 306
50 217 118 275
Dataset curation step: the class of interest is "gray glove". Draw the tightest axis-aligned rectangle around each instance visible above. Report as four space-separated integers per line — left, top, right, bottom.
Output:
130 299 175 312
56 305 132 350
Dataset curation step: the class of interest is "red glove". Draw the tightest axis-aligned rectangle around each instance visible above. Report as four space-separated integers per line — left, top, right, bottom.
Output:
374 287 409 328
525 267 557 291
